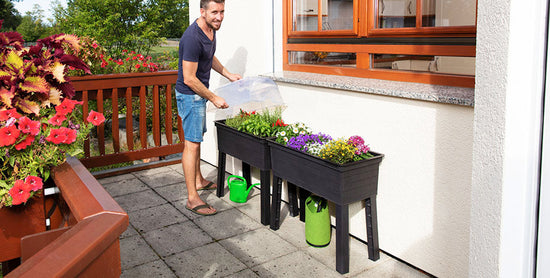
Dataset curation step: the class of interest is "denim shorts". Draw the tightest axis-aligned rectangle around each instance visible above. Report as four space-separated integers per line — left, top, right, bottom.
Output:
175 90 207 142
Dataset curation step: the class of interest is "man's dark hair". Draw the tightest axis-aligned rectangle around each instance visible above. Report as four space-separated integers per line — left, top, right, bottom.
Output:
200 0 225 9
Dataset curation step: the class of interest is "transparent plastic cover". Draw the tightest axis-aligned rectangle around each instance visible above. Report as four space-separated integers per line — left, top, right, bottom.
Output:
208 77 285 120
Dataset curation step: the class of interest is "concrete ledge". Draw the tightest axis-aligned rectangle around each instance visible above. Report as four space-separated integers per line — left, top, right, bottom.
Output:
261 71 474 107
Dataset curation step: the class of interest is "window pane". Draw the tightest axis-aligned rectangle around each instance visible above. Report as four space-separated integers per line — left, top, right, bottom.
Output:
422 0 476 27
371 54 475 76
293 0 322 31
290 51 356 67
322 0 354 30
378 0 416 28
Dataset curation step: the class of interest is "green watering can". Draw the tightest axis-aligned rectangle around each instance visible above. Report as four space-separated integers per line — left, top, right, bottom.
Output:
227 175 258 203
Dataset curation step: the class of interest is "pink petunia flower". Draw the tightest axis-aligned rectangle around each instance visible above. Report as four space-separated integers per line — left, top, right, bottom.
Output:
25 176 43 191
9 180 31 205
61 127 77 144
18 116 41 135
48 113 67 126
0 108 22 122
15 135 35 150
55 98 83 116
0 125 20 147
87 110 105 126
46 128 68 144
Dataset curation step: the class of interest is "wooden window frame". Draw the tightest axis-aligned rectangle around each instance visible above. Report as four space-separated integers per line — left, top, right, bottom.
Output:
283 0 477 88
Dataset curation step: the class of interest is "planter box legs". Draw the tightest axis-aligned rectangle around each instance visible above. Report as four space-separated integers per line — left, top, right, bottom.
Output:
217 152 271 226
271 177 381 274
217 152 226 198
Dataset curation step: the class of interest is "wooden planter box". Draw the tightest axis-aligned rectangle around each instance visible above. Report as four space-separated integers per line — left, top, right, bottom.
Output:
267 139 384 274
2 157 129 277
214 119 273 225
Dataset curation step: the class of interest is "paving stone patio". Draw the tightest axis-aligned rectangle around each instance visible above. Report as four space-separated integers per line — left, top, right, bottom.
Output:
98 161 433 278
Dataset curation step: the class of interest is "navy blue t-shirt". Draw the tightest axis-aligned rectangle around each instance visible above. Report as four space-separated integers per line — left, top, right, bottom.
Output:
175 20 217 95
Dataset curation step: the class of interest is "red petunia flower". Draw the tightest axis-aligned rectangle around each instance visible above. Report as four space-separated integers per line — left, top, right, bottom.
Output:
15 135 35 150
92 42 98 49
0 125 20 147
18 116 41 135
61 127 77 144
135 64 141 69
0 108 22 122
9 180 31 205
87 110 105 126
48 113 67 126
25 176 43 191
55 98 83 116
46 128 67 144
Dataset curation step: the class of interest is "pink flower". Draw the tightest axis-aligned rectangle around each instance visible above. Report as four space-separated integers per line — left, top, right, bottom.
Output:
0 125 20 146
15 135 35 150
9 180 31 205
25 176 43 191
48 113 67 126
87 110 105 126
0 108 21 121
61 127 77 144
92 42 98 49
18 116 41 135
46 128 67 144
135 64 141 69
55 98 82 116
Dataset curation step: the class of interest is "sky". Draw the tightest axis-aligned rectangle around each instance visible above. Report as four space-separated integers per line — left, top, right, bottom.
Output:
13 0 67 20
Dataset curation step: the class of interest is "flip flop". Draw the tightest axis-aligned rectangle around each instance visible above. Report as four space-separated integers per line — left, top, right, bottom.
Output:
186 203 217 216
197 181 216 191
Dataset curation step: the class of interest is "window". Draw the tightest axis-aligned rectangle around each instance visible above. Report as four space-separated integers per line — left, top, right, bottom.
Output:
283 0 477 87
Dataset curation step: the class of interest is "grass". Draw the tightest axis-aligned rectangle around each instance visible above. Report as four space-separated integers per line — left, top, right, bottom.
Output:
150 45 178 54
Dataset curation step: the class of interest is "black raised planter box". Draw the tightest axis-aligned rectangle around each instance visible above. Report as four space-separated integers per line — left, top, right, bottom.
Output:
214 119 272 225
267 138 384 274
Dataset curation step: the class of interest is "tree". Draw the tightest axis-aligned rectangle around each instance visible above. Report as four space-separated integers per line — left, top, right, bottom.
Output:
54 0 189 55
0 0 22 31
149 0 189 39
16 5 48 42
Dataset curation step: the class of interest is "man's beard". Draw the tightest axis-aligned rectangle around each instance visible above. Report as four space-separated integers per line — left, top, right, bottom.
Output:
206 20 221 31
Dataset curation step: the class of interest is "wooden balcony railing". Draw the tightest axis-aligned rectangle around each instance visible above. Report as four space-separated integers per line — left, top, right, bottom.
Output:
6 157 128 277
70 71 183 174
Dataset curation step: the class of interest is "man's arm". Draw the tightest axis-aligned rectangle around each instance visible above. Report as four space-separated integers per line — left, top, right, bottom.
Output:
182 60 228 108
212 56 242 82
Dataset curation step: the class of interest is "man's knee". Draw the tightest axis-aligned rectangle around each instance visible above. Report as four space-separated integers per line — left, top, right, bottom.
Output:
184 140 201 152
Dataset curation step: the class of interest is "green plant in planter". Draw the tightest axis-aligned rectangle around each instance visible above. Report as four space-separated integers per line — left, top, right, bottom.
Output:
225 107 286 137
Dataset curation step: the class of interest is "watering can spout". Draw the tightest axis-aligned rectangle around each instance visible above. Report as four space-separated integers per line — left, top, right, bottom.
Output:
245 185 254 196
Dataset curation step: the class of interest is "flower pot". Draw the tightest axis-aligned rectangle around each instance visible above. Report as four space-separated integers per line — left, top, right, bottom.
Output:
267 138 384 274
215 119 272 170
267 139 383 204
0 194 46 262
215 119 273 225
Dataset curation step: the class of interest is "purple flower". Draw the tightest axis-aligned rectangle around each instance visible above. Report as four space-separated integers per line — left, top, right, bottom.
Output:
287 133 332 154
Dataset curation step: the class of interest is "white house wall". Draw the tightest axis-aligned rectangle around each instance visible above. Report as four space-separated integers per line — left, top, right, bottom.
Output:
190 1 474 277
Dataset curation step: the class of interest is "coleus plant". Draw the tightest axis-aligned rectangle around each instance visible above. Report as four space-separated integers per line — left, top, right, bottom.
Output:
0 20 105 207
0 21 90 116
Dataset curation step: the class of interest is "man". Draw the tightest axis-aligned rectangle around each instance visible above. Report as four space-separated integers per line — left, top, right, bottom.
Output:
175 0 241 216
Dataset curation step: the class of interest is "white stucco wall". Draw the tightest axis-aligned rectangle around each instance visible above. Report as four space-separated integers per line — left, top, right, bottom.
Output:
190 1 475 277
471 0 547 277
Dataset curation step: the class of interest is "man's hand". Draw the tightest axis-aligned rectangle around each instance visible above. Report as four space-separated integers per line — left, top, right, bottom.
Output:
226 73 242 82
211 95 229 109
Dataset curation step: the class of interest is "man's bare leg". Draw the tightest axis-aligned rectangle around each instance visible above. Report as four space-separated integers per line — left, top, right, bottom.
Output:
183 140 216 214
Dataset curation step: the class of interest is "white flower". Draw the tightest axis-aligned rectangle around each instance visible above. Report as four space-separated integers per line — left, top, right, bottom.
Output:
283 137 288 142
293 128 299 134
299 130 305 135
280 131 286 136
